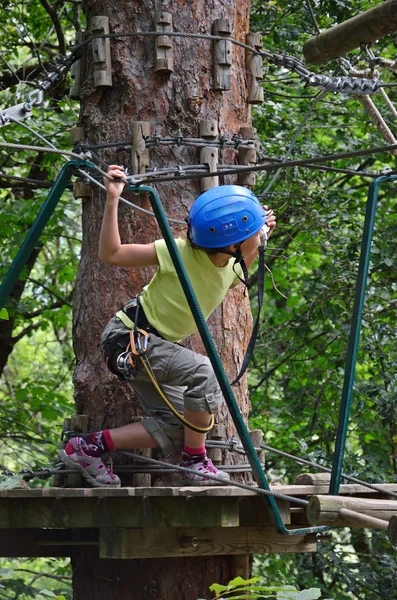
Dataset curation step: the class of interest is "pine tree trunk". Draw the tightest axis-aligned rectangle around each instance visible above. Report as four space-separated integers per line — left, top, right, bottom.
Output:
72 1 253 597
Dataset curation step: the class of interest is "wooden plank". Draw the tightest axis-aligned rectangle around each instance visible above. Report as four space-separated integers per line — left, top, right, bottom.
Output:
239 497 290 526
303 0 397 65
1 482 396 498
0 496 240 529
0 528 99 557
100 526 316 559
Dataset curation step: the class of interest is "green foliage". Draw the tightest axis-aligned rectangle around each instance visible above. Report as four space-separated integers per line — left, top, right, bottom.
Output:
0 560 71 599
1 0 397 598
198 576 325 599
248 1 397 598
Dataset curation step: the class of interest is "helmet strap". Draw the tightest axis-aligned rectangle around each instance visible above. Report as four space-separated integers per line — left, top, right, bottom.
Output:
215 247 250 289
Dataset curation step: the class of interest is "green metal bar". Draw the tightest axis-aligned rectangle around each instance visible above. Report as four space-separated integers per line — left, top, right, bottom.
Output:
132 184 327 536
0 161 92 309
329 175 397 494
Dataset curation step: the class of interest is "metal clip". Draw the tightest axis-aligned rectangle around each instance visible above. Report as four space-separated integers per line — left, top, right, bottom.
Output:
26 89 44 106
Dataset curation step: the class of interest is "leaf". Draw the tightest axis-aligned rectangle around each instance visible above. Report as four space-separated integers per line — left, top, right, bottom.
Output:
0 475 23 490
0 308 8 320
295 590 322 600
0 568 14 576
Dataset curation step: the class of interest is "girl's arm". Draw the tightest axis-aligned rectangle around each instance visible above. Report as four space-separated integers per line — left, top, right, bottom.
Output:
98 165 159 267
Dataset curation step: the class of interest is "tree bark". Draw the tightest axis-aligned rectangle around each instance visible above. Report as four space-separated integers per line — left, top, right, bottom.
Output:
73 1 253 597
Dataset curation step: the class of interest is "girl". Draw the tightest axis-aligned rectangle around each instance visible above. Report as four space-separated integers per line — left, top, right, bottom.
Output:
60 165 276 487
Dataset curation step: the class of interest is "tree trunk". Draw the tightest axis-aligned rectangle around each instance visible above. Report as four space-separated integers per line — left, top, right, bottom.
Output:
73 1 253 597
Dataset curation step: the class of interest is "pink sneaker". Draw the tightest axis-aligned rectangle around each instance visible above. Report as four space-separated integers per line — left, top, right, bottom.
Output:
59 437 121 488
180 457 230 486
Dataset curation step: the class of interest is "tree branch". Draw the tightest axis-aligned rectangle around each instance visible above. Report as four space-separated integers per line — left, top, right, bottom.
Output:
39 0 66 54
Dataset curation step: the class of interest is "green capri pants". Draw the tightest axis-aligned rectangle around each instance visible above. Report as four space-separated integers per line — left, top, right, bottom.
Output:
101 317 223 457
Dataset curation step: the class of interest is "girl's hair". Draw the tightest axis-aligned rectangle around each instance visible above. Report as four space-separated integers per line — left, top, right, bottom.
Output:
180 233 220 255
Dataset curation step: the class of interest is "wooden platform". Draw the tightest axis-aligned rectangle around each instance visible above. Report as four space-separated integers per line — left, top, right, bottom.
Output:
1 482 396 558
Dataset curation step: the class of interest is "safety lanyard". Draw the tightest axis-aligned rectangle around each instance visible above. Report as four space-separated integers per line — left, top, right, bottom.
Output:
231 244 265 386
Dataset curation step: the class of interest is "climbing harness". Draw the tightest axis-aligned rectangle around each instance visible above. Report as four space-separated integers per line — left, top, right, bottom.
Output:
109 298 215 435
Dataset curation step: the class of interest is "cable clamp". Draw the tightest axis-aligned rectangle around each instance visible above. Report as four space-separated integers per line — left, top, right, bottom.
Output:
26 89 44 107
380 167 394 176
2 470 15 477
218 133 228 148
0 103 33 128
230 437 241 453
20 469 34 481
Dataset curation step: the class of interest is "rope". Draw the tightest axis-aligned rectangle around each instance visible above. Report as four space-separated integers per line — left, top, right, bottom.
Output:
3 439 395 500
119 451 309 506
2 139 389 190
206 440 397 499
80 135 257 152
0 131 185 224
125 140 397 185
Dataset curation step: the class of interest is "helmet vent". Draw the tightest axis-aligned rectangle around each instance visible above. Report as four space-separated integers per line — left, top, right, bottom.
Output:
242 215 248 222
209 227 216 233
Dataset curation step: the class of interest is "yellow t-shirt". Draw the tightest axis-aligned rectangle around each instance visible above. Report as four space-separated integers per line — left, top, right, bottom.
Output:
139 238 242 342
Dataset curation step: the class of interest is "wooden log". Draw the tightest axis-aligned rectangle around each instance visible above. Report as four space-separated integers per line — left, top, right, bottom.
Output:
294 473 331 486
90 16 112 87
100 525 317 559
65 415 89 487
73 181 92 199
53 417 71 487
388 515 397 548
338 508 389 531
199 119 219 191
303 0 397 66
131 121 151 174
246 33 264 105
206 423 224 466
307 495 397 527
154 12 174 74
238 127 257 189
213 18 232 91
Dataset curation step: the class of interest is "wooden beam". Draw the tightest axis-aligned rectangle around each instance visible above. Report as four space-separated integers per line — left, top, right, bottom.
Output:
0 495 240 529
307 495 397 527
0 528 99 557
303 0 397 65
338 508 389 531
100 526 317 559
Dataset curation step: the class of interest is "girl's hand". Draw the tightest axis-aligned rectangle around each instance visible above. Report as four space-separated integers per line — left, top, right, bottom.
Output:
104 164 127 198
263 205 276 239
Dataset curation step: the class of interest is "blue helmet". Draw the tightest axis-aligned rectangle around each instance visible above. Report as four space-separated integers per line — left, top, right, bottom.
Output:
188 185 267 248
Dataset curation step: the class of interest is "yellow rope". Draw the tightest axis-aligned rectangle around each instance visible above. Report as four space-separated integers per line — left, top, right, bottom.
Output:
139 353 214 434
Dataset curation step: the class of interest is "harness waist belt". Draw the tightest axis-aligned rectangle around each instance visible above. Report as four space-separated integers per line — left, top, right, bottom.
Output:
116 297 163 339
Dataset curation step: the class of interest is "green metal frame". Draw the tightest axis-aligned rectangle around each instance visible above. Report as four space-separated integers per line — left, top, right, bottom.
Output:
1 161 392 533
0 161 93 309
329 174 397 494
